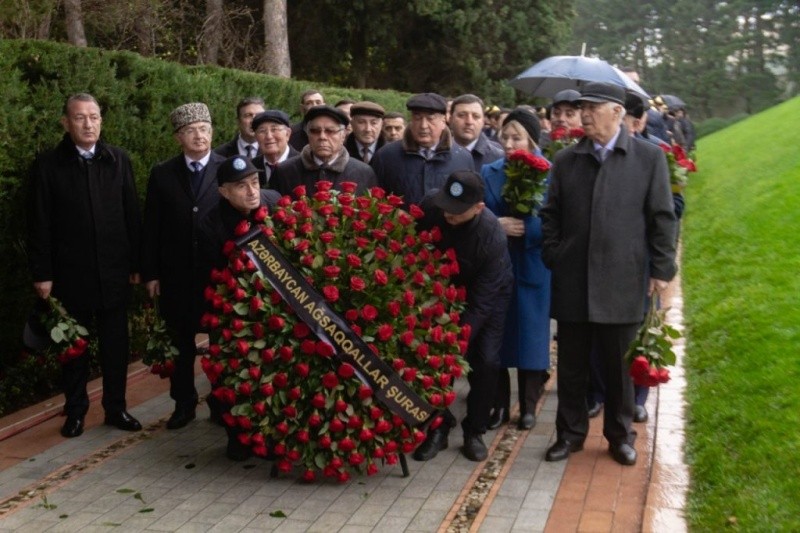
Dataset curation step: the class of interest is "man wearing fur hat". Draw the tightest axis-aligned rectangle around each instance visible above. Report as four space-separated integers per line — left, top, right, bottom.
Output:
271 105 377 198
371 92 474 207
142 102 225 430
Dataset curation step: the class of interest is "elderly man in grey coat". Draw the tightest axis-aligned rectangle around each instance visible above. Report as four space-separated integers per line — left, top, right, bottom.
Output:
539 82 677 466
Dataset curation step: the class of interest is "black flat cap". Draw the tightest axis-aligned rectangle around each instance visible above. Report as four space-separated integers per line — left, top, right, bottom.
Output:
578 82 626 105
303 105 350 127
624 92 648 119
350 101 386 118
552 89 581 106
503 108 542 145
406 93 447 114
217 155 259 186
252 110 291 130
432 170 485 214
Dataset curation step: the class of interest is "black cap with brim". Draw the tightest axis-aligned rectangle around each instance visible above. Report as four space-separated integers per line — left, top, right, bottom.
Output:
624 92 649 119
552 89 581 106
217 155 259 186
252 110 291 130
406 93 448 114
431 170 485 214
303 105 350 127
578 82 626 105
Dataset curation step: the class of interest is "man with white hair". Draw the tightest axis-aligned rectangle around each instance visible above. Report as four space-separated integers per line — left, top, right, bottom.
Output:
540 82 677 466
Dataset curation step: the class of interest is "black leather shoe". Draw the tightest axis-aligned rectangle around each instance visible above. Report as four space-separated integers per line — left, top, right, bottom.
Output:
634 405 648 423
412 426 450 461
609 442 637 465
226 437 252 461
104 411 142 431
61 415 84 438
487 407 509 430
545 439 583 462
518 413 536 430
587 401 603 418
166 407 196 430
461 433 488 462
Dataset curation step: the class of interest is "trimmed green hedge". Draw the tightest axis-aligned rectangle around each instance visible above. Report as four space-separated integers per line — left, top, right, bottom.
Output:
0 38 410 412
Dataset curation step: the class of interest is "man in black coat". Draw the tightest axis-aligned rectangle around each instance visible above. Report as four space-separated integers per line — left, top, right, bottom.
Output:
449 94 504 170
142 102 225 430
539 82 677 466
212 97 265 159
344 101 387 164
28 93 143 438
249 110 299 188
371 93 474 207
413 171 513 462
197 155 281 460
271 105 377 198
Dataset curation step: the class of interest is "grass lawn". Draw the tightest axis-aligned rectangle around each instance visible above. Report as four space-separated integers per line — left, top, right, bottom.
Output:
682 96 800 531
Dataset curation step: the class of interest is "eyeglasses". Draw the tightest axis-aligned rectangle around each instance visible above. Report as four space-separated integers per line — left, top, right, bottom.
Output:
180 125 211 136
307 126 344 136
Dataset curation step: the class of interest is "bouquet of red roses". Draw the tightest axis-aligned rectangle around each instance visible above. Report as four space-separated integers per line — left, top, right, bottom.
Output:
543 126 584 162
625 297 680 387
140 297 179 378
39 296 89 364
661 144 696 192
501 150 551 217
200 181 469 481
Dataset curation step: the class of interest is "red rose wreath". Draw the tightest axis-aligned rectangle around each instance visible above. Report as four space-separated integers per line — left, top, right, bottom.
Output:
200 181 469 482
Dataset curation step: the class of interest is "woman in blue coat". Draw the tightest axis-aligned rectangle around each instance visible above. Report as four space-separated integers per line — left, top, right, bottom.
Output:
481 108 551 430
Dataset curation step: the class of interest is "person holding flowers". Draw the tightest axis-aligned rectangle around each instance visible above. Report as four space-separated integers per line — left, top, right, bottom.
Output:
540 82 677 466
480 108 552 431
413 170 514 462
28 93 143 438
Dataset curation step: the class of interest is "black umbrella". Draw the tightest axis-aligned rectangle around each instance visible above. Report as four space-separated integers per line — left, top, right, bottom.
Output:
657 94 687 109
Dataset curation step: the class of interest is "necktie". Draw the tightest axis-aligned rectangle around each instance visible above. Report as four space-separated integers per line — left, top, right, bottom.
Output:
361 147 371 164
597 147 609 162
81 152 93 160
246 145 255 159
190 161 203 196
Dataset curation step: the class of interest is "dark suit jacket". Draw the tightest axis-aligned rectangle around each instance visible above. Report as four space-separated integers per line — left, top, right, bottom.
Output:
252 146 300 188
213 135 258 159
28 134 141 311
344 134 386 163
540 126 677 324
141 151 225 330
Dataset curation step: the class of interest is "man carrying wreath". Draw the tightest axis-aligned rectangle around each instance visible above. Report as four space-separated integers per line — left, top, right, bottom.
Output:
414 170 513 462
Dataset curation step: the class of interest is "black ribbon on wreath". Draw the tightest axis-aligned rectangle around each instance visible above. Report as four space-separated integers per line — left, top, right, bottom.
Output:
237 228 440 429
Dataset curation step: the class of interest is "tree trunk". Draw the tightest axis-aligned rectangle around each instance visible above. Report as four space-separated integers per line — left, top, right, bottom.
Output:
262 0 291 77
200 0 223 65
133 0 154 56
63 0 88 47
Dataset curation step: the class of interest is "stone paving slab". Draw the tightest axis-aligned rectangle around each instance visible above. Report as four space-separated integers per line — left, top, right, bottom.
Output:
0 370 566 532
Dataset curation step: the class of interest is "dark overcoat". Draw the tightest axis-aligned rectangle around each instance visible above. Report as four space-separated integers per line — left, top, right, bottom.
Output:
371 128 474 207
28 134 141 311
141 152 225 330
539 127 677 324
481 157 551 371
469 133 505 170
271 146 377 198
344 133 386 162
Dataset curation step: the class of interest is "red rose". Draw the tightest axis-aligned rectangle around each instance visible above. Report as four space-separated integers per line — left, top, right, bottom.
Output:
339 437 355 452
319 231 335 244
386 301 401 317
322 285 339 302
392 358 406 371
248 366 261 380
361 304 378 321
377 324 394 341
292 322 311 338
260 348 274 363
260 383 275 396
253 401 267 416
236 339 250 356
334 399 348 412
295 362 310 378
374 269 389 286
234 219 250 236
287 386 302 401
329 419 345 433
292 185 306 198
268 316 285 330
350 276 366 291
308 414 322 427
316 341 335 358
323 265 341 278
322 372 339 389
282 405 297 418
273 372 289 388
358 385 372 400
338 363 356 379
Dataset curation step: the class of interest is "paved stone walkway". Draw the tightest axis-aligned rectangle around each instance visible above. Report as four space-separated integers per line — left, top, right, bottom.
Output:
0 278 688 532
